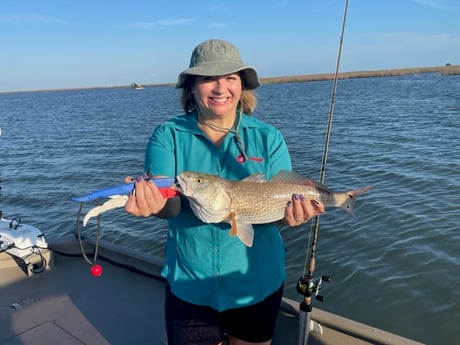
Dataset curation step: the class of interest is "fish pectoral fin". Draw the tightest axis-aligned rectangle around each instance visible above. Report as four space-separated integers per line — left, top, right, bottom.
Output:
83 195 129 226
235 223 254 247
230 211 238 237
229 211 254 247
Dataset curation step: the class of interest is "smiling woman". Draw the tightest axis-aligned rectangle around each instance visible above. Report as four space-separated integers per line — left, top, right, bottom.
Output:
194 74 243 146
123 38 324 345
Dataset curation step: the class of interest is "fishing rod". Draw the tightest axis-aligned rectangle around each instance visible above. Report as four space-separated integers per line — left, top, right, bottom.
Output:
297 0 349 344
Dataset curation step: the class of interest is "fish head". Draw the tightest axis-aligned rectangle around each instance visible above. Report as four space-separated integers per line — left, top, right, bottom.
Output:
177 171 232 223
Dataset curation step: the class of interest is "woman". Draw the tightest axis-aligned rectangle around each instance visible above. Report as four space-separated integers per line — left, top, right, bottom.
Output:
125 39 324 345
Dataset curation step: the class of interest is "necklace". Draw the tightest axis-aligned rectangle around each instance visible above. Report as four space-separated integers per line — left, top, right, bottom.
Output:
197 113 248 161
198 119 235 133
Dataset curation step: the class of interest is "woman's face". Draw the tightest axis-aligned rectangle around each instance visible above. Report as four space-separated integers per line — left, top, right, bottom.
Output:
192 73 242 119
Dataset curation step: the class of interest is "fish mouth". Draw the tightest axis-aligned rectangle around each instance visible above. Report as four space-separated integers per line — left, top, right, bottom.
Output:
176 175 189 196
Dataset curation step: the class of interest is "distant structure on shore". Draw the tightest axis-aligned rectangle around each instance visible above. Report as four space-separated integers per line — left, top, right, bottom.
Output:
130 82 144 90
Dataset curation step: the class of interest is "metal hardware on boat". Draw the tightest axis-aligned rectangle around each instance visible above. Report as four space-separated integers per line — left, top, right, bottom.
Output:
9 216 21 230
0 218 51 276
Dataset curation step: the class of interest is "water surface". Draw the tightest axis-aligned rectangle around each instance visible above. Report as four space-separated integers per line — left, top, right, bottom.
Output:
1 73 459 344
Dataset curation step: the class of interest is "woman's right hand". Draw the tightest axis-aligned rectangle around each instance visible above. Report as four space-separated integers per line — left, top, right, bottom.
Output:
124 176 170 217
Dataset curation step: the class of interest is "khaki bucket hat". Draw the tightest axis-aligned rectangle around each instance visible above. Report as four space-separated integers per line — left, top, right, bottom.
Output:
175 39 261 90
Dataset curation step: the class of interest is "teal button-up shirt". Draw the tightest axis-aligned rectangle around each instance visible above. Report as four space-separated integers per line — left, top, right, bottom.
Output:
145 112 292 311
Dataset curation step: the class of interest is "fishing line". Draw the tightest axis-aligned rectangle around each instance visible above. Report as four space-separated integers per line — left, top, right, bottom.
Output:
308 0 348 276
298 1 349 344
76 201 103 276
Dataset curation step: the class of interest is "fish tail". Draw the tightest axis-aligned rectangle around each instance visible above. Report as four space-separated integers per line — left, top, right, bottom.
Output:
339 186 372 218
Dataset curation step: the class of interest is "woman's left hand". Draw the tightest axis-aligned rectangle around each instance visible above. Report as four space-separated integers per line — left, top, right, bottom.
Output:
285 194 324 226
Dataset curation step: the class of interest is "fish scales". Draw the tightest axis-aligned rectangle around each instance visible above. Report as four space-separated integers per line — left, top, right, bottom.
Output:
228 181 331 224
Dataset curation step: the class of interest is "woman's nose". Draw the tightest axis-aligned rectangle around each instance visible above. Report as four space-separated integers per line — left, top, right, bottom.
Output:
212 78 226 93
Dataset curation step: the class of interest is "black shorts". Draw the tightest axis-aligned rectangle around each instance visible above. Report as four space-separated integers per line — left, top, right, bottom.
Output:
164 282 284 344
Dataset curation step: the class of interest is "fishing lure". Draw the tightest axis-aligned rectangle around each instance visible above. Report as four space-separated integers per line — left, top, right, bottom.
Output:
71 177 178 203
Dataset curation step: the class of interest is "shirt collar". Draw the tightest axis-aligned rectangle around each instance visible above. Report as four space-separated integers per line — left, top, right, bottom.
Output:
174 111 254 134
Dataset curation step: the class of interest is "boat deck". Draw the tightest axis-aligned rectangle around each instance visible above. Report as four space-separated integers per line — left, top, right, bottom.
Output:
0 237 423 345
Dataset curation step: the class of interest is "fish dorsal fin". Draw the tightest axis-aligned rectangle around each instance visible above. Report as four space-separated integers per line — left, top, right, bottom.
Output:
270 170 331 192
241 174 267 183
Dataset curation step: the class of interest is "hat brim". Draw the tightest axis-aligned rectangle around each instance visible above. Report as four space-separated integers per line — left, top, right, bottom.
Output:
175 64 260 90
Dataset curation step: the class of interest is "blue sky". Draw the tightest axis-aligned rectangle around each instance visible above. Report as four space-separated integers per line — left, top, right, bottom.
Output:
1 0 459 92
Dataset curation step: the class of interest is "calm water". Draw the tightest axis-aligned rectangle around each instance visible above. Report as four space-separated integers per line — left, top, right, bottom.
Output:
1 74 459 345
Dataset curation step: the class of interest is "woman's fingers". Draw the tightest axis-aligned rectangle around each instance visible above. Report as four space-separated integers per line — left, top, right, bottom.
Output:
285 194 324 226
125 176 168 217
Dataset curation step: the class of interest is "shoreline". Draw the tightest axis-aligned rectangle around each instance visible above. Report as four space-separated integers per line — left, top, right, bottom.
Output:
2 65 459 94
260 64 460 84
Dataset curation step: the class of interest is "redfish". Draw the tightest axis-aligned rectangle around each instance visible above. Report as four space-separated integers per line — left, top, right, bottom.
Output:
177 170 371 247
